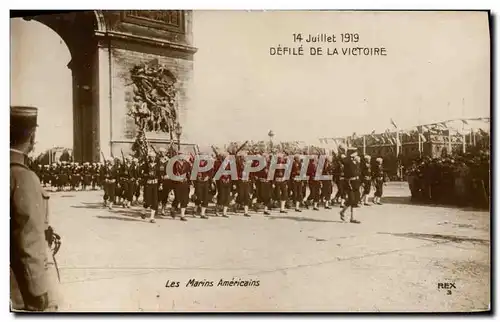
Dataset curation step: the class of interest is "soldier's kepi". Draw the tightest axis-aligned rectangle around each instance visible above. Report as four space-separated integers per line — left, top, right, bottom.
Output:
10 106 60 311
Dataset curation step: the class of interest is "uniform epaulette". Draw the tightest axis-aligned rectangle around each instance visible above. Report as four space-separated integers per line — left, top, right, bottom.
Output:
10 162 30 171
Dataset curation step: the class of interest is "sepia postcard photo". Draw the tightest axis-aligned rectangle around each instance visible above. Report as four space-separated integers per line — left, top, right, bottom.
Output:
9 9 491 312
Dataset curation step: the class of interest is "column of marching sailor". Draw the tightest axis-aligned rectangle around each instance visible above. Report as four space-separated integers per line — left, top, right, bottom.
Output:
97 145 388 224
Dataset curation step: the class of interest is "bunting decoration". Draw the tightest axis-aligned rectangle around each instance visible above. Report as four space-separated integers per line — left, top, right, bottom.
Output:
390 118 398 129
214 117 488 160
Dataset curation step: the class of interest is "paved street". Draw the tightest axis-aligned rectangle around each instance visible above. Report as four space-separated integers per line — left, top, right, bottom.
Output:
49 182 490 312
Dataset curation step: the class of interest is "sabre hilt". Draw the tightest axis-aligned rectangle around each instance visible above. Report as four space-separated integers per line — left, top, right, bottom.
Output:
45 226 62 256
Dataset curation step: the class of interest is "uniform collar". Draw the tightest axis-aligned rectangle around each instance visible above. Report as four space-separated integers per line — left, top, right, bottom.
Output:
10 148 28 165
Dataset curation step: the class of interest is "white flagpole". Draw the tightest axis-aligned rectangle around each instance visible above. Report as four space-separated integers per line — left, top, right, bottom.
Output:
363 135 366 155
462 121 466 153
396 131 400 156
448 129 452 154
418 130 422 156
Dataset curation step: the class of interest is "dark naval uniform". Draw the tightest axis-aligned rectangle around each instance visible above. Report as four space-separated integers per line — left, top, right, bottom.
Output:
320 159 334 203
214 157 232 208
194 159 213 208
121 161 135 206
11 150 59 311
235 157 251 207
70 163 81 190
373 162 385 199
256 158 272 209
102 162 117 204
290 158 304 203
82 163 92 190
334 159 346 203
142 159 159 210
10 106 59 311
157 158 170 207
273 155 288 202
361 160 372 196
343 157 361 207
307 158 321 204
172 156 192 209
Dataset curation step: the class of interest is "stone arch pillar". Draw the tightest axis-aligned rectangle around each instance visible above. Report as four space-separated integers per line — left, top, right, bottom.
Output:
24 11 102 162
23 10 197 162
94 10 197 158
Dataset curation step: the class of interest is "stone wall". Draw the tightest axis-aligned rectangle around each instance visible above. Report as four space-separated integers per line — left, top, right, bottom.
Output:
109 46 194 157
96 10 196 158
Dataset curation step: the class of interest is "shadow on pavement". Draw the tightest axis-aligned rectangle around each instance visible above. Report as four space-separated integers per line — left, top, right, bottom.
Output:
380 196 489 212
71 202 107 210
378 232 490 245
377 196 412 205
96 215 146 222
267 215 345 224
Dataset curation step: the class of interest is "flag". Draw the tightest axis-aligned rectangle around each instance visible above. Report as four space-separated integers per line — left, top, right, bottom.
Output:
479 128 489 136
370 130 379 142
419 133 427 143
440 121 448 128
390 118 398 129
462 119 469 125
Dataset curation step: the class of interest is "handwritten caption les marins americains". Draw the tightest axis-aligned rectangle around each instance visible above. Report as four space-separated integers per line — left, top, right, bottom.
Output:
269 33 388 57
166 278 261 288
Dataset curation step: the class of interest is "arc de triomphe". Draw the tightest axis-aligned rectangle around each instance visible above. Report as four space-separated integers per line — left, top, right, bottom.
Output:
24 10 197 161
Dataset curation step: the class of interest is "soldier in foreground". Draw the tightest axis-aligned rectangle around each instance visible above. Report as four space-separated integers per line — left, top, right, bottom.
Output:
157 151 170 215
235 152 252 217
273 153 289 214
372 157 385 205
194 156 212 219
141 151 160 223
101 159 117 209
307 156 321 211
214 151 231 218
290 154 304 212
321 155 334 209
360 155 372 206
339 148 361 224
171 151 191 221
120 156 135 208
10 106 60 311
